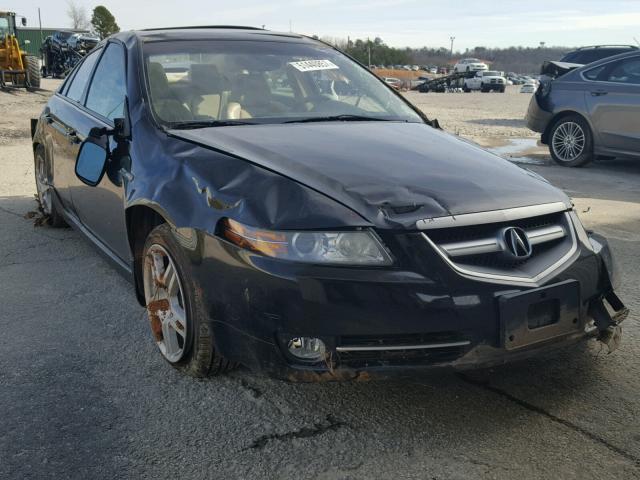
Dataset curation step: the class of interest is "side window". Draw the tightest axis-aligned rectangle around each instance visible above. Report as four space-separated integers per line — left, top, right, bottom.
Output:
604 57 640 85
66 48 102 102
583 65 605 81
85 43 126 120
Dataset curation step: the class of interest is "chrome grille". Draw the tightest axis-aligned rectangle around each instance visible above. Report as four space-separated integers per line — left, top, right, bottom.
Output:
421 207 578 286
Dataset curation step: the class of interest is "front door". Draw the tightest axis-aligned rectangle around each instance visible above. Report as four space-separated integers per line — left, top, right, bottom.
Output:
70 41 131 263
585 55 640 155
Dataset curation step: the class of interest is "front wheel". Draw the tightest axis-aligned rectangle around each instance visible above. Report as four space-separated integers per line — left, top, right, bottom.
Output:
549 115 593 167
142 224 235 377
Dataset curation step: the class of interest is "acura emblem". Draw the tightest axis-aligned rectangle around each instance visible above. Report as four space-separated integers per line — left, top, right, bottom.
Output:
502 227 532 259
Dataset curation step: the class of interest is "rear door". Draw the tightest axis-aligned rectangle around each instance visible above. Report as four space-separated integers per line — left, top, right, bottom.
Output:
70 41 131 262
584 55 640 155
46 48 102 212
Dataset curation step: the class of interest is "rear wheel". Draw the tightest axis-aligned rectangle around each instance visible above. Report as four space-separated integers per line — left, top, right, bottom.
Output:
549 115 593 167
34 146 65 227
142 224 235 377
24 55 41 89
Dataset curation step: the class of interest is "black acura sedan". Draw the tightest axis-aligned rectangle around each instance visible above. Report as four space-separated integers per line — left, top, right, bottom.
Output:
31 27 627 380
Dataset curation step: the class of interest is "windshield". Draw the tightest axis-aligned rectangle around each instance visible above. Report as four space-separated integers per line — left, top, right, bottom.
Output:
143 39 423 126
0 18 9 36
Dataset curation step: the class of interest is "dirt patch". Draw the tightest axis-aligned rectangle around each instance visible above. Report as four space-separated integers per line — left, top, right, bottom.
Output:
0 79 62 146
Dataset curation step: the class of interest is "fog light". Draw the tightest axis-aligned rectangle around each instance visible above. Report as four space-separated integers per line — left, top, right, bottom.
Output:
287 337 326 361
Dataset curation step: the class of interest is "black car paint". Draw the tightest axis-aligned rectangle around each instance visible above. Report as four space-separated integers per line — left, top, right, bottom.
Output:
172 122 570 229
32 29 625 380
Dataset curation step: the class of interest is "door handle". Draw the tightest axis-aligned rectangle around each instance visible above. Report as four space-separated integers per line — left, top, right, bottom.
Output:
591 90 608 97
67 130 81 144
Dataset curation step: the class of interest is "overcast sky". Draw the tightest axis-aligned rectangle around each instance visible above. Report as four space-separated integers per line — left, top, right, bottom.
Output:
7 0 640 50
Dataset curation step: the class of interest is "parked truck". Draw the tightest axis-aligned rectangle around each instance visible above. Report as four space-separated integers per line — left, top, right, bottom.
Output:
464 70 506 92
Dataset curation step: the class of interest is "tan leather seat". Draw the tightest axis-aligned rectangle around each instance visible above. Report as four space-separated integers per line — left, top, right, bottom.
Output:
190 64 227 118
227 73 287 119
147 62 192 122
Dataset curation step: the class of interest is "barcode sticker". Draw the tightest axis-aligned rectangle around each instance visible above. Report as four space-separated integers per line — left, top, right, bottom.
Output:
288 60 340 72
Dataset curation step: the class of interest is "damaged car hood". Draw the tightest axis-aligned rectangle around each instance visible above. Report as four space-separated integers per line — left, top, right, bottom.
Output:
170 122 570 228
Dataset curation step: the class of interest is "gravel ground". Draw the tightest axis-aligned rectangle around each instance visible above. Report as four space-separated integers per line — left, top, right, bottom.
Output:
1 80 639 480
405 86 538 140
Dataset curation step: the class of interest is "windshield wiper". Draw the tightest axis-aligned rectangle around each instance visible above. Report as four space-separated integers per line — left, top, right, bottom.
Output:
284 115 393 124
168 120 257 129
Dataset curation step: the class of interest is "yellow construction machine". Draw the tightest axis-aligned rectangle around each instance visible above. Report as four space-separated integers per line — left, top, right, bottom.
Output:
0 11 40 89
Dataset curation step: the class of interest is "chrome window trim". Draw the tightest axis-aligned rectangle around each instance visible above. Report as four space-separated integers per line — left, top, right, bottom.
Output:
416 202 569 230
422 212 579 287
579 54 640 84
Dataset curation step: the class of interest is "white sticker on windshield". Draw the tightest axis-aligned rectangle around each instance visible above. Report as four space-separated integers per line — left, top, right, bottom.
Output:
288 59 339 72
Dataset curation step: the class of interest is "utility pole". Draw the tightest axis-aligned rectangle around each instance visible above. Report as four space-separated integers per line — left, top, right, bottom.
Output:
289 19 292 32
367 37 371 68
449 36 455 57
38 8 43 40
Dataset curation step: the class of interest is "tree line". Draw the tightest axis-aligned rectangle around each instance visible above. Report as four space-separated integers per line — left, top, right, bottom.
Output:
321 36 572 74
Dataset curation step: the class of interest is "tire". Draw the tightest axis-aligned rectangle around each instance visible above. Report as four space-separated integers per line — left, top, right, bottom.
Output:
548 115 593 167
499 86 506 93
142 224 235 377
24 55 41 89
463 85 471 93
34 146 66 227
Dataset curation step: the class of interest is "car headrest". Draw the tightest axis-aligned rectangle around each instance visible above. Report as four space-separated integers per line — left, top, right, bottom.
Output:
147 62 170 98
237 73 271 105
191 63 227 92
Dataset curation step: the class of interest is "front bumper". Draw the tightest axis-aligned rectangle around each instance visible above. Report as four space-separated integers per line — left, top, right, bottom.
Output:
187 226 626 381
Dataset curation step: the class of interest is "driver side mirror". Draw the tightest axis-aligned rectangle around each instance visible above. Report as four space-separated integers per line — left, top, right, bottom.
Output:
21 17 27 27
75 140 108 186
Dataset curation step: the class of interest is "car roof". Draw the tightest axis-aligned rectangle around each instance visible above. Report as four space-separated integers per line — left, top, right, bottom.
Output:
568 44 638 52
111 26 316 45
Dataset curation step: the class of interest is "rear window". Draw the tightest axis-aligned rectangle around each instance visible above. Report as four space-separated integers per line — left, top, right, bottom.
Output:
562 48 634 65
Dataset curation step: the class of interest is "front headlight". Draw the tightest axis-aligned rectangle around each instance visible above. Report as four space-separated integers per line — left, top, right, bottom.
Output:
221 219 393 266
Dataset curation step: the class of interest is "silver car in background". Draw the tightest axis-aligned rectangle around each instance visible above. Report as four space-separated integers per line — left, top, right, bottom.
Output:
526 51 640 167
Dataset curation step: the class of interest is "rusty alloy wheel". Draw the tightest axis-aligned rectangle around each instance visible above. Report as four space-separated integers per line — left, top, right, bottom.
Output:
35 150 53 216
143 244 188 363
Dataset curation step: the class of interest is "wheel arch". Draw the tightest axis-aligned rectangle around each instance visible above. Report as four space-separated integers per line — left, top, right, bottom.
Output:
542 110 593 145
125 203 171 305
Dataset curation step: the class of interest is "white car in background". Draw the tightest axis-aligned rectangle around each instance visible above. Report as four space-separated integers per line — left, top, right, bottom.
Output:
453 58 488 73
383 77 402 89
520 81 537 93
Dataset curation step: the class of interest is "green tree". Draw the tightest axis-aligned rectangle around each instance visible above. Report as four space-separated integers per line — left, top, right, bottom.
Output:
91 5 120 39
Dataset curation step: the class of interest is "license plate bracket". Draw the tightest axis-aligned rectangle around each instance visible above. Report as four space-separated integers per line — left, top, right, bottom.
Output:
499 280 581 351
